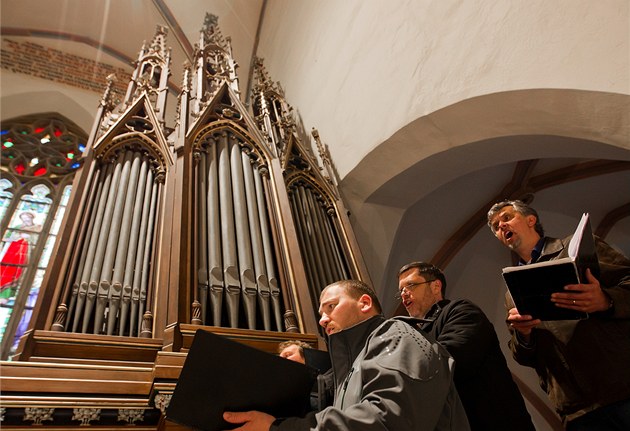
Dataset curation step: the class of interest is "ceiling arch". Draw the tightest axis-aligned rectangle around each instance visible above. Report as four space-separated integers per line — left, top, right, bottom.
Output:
366 135 630 208
341 89 630 208
1 90 94 132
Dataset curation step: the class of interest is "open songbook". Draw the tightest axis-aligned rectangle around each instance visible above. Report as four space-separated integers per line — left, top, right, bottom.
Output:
166 329 317 431
501 213 600 321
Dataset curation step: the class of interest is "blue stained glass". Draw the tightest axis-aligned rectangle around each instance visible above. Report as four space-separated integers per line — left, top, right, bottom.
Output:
78 144 86 152
11 307 34 356
0 130 8 135
71 162 80 169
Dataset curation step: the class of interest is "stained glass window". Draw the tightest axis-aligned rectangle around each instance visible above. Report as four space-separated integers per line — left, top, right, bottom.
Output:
0 115 86 359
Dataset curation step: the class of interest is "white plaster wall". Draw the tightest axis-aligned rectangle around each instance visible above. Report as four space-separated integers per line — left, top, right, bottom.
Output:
257 0 630 179
0 70 182 132
0 72 97 130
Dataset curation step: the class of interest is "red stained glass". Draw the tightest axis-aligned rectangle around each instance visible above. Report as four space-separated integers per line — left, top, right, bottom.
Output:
54 128 62 137
34 127 45 134
34 167 47 176
15 163 26 174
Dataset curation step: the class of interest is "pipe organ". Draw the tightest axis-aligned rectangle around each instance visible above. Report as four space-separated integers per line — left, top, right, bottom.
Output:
288 180 351 305
0 14 370 429
192 129 282 331
61 146 161 337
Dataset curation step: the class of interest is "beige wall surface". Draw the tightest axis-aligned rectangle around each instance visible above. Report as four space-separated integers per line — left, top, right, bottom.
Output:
257 0 630 178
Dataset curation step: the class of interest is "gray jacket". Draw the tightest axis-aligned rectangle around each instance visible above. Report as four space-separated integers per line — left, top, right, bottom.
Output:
272 315 470 430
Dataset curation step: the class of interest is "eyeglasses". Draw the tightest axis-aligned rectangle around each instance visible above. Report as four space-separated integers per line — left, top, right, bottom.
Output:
395 279 435 301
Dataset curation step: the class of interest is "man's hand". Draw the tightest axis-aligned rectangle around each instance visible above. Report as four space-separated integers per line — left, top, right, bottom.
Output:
223 411 275 431
507 307 541 342
550 268 610 313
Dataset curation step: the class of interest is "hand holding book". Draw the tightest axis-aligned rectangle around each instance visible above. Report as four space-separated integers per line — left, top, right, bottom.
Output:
506 307 541 343
502 213 600 321
550 267 613 313
222 411 275 431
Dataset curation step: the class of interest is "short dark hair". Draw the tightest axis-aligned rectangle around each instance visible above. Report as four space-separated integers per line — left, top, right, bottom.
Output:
322 279 383 315
487 200 545 237
278 340 310 355
397 262 447 297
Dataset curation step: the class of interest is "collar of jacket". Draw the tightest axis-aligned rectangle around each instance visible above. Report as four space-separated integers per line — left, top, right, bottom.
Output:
539 236 567 261
328 315 385 387
422 299 451 323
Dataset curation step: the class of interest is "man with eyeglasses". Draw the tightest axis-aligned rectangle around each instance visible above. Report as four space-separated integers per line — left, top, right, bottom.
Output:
398 261 534 431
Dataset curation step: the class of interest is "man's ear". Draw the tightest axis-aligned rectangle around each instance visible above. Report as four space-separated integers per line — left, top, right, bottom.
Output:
526 214 537 228
432 280 443 299
358 294 373 313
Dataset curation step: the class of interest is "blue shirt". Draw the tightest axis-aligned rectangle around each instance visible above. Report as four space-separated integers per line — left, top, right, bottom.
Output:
518 237 545 265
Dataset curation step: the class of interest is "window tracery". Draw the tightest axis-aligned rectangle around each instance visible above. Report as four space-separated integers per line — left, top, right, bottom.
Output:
0 115 85 359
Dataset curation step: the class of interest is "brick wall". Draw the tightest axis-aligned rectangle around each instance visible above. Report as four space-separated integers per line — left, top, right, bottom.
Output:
1 38 131 96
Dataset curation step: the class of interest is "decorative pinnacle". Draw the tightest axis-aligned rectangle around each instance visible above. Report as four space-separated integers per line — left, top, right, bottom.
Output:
182 61 192 92
200 12 228 49
148 25 168 56
204 13 219 29
253 57 278 93
100 74 118 108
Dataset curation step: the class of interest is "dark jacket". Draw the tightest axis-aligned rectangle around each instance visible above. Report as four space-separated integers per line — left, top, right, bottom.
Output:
273 315 470 430
420 299 535 431
508 235 630 423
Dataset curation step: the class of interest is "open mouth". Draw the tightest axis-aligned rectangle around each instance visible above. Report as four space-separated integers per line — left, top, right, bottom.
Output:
403 299 412 308
505 231 514 240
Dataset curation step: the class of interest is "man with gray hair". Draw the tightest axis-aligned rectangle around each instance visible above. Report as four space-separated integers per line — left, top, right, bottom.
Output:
487 200 630 430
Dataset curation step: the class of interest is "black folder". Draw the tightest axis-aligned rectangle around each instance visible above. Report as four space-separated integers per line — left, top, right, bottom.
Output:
166 329 316 431
503 262 589 320
501 213 599 321
303 347 331 373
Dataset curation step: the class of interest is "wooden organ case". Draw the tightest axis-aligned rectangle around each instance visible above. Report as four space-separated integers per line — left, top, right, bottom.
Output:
0 14 370 429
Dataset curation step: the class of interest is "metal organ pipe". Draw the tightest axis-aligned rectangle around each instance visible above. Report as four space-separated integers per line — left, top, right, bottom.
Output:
241 150 271 331
218 132 240 328
229 135 257 330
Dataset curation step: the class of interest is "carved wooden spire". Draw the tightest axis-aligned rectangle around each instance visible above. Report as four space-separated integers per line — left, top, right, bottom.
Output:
121 25 171 125
190 13 240 118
